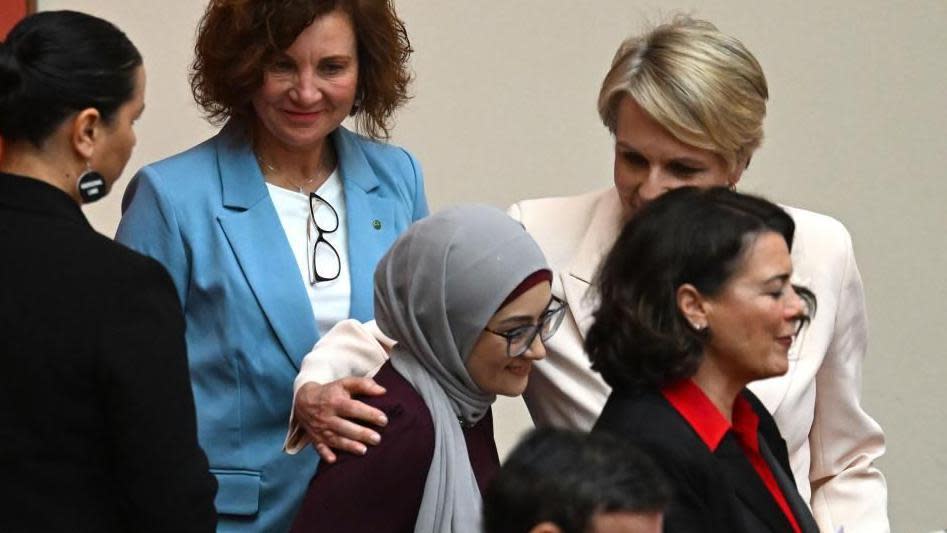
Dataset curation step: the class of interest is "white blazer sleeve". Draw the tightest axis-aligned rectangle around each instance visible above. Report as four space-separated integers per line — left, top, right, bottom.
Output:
808 231 889 532
283 319 393 453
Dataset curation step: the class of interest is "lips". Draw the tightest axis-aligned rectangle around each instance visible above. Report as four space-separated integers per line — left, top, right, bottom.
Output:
506 364 532 377
775 335 794 350
282 109 323 122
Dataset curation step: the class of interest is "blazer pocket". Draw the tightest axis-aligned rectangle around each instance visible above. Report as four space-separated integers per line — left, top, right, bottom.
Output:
211 468 261 516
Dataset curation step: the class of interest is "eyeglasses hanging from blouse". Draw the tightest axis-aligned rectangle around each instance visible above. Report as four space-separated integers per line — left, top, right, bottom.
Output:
307 193 341 285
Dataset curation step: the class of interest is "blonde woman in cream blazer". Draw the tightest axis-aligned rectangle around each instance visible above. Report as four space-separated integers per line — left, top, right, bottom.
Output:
287 16 888 532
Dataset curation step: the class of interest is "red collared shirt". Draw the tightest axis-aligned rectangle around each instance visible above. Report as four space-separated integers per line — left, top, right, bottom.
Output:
661 379 801 533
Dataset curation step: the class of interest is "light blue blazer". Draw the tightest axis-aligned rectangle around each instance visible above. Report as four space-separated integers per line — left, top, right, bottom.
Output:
116 124 428 532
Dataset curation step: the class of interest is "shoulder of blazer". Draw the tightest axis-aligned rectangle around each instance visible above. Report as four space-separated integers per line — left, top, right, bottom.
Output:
780 204 855 268
595 389 724 524
63 219 176 287
335 127 415 166
145 133 221 188
122 131 226 216
334 127 422 198
513 186 611 235
511 187 616 270
595 389 707 460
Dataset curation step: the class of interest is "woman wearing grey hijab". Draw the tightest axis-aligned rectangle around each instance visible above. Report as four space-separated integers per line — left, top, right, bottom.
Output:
290 204 565 533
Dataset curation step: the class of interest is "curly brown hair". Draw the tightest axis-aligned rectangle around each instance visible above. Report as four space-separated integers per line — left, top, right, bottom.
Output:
190 0 412 140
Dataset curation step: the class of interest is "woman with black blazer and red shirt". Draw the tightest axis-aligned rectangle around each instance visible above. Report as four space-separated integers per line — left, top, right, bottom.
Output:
588 187 820 533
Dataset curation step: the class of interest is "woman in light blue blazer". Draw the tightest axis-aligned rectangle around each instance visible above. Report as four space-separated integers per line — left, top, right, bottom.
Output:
116 1 427 531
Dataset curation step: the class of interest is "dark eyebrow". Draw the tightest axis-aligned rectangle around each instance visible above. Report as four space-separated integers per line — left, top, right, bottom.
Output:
493 297 558 328
762 273 792 285
496 316 534 329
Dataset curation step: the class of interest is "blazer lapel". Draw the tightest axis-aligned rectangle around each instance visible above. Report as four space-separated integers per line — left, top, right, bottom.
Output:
333 128 397 322
760 438 820 533
715 436 795 533
214 130 318 370
562 189 624 337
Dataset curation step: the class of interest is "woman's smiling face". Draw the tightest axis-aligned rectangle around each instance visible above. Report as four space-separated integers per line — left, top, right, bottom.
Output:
697 232 807 384
465 282 552 397
251 9 358 152
613 96 741 218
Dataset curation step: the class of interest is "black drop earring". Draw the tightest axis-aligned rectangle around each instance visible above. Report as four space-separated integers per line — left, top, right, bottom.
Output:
76 164 107 203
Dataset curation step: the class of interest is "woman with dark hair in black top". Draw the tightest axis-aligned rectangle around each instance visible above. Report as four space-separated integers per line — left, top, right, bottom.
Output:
589 187 820 533
0 11 216 532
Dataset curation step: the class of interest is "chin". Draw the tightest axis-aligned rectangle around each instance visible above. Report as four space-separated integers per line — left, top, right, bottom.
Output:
761 359 789 379
494 379 529 398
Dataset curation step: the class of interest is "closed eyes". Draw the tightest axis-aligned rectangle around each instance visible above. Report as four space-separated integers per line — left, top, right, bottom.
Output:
620 149 706 177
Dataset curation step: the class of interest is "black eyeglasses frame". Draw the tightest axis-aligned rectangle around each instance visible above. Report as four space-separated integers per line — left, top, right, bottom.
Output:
308 192 341 285
484 295 568 358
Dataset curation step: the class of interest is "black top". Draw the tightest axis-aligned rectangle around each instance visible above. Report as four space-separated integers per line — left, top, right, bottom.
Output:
0 172 217 532
593 386 819 533
291 360 500 533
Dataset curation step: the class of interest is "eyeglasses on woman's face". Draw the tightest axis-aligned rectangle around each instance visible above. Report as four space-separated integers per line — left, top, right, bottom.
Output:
485 296 568 357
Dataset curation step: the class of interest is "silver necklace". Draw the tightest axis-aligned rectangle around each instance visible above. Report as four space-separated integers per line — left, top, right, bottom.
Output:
256 155 329 194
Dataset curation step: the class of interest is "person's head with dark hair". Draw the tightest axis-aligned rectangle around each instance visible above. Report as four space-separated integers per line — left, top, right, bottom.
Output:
0 10 144 204
585 187 816 394
483 428 670 533
190 0 412 141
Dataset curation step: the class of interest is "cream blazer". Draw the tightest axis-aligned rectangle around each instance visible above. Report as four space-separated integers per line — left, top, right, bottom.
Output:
289 186 888 532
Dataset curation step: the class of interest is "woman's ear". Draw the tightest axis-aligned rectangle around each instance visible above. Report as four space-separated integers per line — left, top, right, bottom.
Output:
727 154 751 189
70 108 101 161
677 283 709 331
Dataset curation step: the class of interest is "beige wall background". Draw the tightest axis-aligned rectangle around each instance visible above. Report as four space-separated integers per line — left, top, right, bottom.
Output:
39 0 946 530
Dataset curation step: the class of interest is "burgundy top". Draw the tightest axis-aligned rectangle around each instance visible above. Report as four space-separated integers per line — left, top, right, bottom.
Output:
290 360 500 532
661 379 802 533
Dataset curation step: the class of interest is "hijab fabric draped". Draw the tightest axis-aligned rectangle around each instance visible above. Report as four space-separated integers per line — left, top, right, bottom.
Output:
374 204 549 533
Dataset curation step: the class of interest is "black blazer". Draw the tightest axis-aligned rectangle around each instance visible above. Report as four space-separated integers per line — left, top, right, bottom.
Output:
0 173 216 532
594 386 819 533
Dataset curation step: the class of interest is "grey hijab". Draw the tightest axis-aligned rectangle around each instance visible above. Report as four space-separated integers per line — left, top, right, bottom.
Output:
374 204 549 533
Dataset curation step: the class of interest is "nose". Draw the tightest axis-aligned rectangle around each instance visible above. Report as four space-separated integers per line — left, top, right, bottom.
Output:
638 167 671 204
784 286 809 327
521 334 547 361
290 69 323 105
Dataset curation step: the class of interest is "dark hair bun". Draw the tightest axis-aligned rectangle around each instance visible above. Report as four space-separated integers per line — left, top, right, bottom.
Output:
0 43 25 134
0 10 142 145
0 42 24 101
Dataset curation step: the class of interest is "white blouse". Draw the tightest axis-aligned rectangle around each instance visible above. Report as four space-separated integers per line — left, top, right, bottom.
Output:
266 170 351 337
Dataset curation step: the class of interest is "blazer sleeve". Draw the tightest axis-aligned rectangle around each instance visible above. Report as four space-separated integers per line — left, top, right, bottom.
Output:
808 229 889 532
101 259 217 532
403 148 429 222
284 319 394 453
115 166 189 304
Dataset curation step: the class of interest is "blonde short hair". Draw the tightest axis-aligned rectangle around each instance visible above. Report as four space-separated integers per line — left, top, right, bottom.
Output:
598 16 768 171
